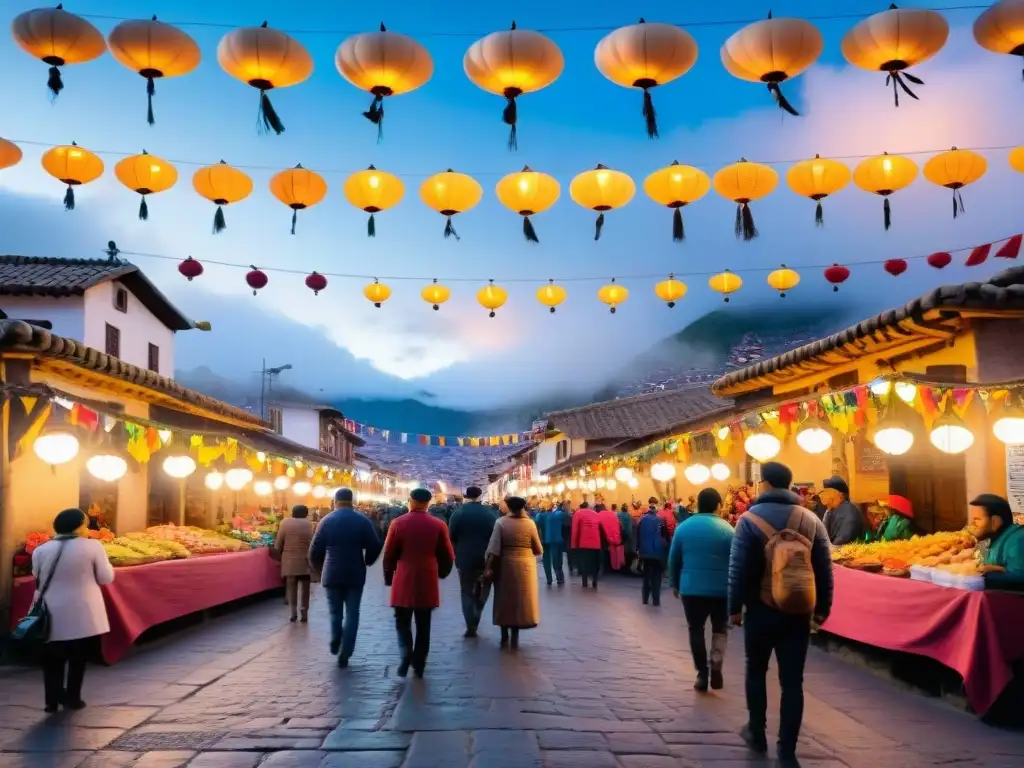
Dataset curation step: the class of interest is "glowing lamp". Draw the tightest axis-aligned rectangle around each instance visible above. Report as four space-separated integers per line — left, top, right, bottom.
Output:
716 425 730 440
929 416 974 455
614 466 634 483
34 432 80 465
994 410 1024 445
795 425 833 455
683 463 711 485
293 481 312 496
86 454 127 482
606 479 617 490
586 479 597 492
869 379 892 397
274 475 291 491
650 461 676 482
627 477 640 489
163 455 197 479
312 485 327 499
744 431 781 462
595 478 607 489
555 482 566 494
895 382 917 403
253 480 273 496
528 486 538 496
205 471 225 491
225 467 253 491
873 422 914 456
566 479 579 490
711 462 731 481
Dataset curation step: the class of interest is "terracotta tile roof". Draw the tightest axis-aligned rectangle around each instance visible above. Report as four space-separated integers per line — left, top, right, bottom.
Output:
712 265 1024 396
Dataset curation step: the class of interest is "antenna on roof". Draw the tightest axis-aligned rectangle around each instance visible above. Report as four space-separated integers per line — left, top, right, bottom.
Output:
105 240 120 262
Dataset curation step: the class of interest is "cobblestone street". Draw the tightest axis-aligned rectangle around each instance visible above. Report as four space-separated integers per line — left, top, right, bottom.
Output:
1 565 1022 768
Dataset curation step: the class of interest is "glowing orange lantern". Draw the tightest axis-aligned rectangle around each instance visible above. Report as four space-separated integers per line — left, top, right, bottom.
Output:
269 164 328 234
192 160 254 233
853 152 918 230
536 280 567 313
419 170 483 240
923 148 987 219
786 155 851 225
12 5 106 97
570 165 636 240
495 166 560 242
654 275 687 308
422 279 451 310
41 142 104 210
344 166 405 237
114 150 178 220
713 159 778 241
643 162 710 242
597 279 628 314
975 1 1024 78
477 280 508 318
0 138 24 171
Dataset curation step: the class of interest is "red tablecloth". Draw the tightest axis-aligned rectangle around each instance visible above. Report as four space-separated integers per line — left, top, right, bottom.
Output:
822 566 1024 715
10 548 282 664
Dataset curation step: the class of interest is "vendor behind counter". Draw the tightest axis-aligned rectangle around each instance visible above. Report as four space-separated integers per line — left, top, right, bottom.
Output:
970 494 1024 586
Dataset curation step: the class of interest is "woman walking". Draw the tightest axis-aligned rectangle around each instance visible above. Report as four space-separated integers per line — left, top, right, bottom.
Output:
31 508 115 713
570 501 602 589
484 497 543 648
275 504 316 622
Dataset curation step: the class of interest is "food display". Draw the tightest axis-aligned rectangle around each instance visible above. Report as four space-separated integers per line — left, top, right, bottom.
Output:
219 509 280 548
833 530 984 588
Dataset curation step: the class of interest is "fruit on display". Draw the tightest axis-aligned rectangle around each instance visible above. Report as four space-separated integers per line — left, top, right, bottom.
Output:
833 530 977 577
145 524 247 554
102 542 157 567
24 532 51 555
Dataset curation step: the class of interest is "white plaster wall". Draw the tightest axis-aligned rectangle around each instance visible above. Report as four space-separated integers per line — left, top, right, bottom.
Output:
281 408 321 451
82 281 176 374
0 295 85 340
535 439 557 475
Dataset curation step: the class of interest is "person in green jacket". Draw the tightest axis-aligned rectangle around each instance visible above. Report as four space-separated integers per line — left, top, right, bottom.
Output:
878 495 915 542
970 493 1024 585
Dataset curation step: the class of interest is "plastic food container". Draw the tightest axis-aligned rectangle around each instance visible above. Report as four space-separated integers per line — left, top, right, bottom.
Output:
910 565 933 582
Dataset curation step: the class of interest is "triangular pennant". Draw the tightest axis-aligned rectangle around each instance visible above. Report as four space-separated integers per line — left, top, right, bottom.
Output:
996 234 1022 260
965 243 991 267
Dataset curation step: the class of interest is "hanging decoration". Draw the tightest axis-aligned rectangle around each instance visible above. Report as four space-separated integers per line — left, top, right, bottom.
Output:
422 279 451 310
853 152 918 230
841 4 949 107
712 159 778 241
884 258 908 276
477 280 508 318
269 164 328 234
305 271 327 296
767 266 800 297
1011 146 1024 174
86 454 128 482
107 16 201 125
824 263 851 292
786 154 851 225
873 419 914 455
41 142 103 210
709 271 742 302
643 162 710 242
335 23 433 142
744 428 781 462
246 266 268 295
595 19 698 139
363 279 392 308
569 164 635 241
114 150 178 221
795 421 833 454
997 234 1023 259
597 279 628 314
178 256 204 281
12 5 106 98
419 169 483 241
927 251 952 269
217 22 313 135
973 0 1024 79
495 166 560 243
967 243 993 267
464 22 564 151
654 275 687 308
192 160 253 234
923 148 987 219
344 166 404 237
0 138 23 170
720 12 823 116
930 413 975 455
536 280 567 313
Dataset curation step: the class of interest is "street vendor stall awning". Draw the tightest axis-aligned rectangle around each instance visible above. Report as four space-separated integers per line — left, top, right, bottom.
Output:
541 442 631 476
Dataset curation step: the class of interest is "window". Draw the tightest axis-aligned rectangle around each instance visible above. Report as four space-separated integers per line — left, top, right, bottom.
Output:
105 323 120 357
267 406 283 434
113 286 128 313
148 343 159 373
555 439 570 463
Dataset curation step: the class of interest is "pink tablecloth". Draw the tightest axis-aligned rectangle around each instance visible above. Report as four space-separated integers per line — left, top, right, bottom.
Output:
10 549 282 664
822 566 1024 715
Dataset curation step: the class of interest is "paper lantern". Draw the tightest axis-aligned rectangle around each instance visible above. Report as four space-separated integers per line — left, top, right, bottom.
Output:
767 266 800 297
114 150 178 221
477 280 507 318
927 251 952 269
305 271 327 296
930 414 974 455
336 23 433 140
614 466 633 483
225 467 253 490
824 263 850 292
708 270 743 302
721 13 823 115
12 5 106 97
178 256 203 281
41 143 103 210
744 430 781 462
163 454 197 479
650 461 676 482
654 275 687 308
853 152 918 230
597 279 628 314
713 159 778 241
643 162 710 242
536 280 567 313
786 154 851 225
884 258 908 277
34 431 79 465
217 22 313 135
710 462 731 481
683 463 711 485
292 480 311 496
422 279 451 310
420 169 483 240
595 18 698 138
344 165 404 237
274 475 291 491
796 424 833 454
107 16 200 124
253 479 273 497
495 166 560 242
975 1 1024 78
923 148 987 219
842 5 949 107
269 164 327 234
570 164 636 240
205 471 224 491
464 22 564 150
873 419 914 455
193 160 253 234
364 279 392 308
895 382 917 403
0 138 24 170
1011 146 1024 174
312 485 327 499
246 266 268 295
994 405 1024 444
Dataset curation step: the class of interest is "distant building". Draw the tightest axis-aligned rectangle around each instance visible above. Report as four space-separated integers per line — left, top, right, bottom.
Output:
266 402 364 466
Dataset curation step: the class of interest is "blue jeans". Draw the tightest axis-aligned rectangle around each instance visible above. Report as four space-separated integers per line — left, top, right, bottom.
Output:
542 543 565 584
325 584 364 660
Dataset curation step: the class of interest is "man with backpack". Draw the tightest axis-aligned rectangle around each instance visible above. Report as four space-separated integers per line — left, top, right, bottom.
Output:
728 461 833 765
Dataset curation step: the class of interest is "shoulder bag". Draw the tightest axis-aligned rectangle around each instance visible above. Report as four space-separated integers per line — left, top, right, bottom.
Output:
11 540 67 643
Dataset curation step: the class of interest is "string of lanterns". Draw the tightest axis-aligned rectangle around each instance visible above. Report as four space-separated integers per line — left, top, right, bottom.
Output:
9 4 1024 141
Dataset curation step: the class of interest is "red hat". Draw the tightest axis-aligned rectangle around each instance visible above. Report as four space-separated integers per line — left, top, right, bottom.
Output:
887 494 914 519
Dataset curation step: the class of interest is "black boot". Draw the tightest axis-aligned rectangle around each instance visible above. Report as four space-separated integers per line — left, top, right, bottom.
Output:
510 628 519 649
500 627 509 647
694 670 709 693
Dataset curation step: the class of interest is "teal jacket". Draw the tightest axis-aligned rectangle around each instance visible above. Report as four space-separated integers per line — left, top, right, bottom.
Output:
984 523 1024 586
668 512 735 598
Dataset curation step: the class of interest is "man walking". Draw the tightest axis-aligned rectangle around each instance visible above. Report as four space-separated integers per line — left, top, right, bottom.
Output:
541 500 568 586
448 486 498 637
728 462 833 764
308 489 383 668
636 499 669 606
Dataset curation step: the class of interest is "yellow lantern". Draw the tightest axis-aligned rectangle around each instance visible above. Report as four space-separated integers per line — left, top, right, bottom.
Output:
709 270 743 303
114 150 178 221
422 279 451 311
721 13 824 115
495 166 560 242
107 16 201 124
853 152 918 230
477 280 508 318
597 279 628 314
594 18 698 138
335 23 433 140
41 142 104 210
767 265 800 298
570 164 636 241
1012 146 1024 174
344 165 405 237
786 154 851 225
536 280 567 313
975 0 1024 78
464 22 564 150
923 148 987 220
269 164 328 234
217 22 313 135
654 275 687 308
842 5 949 107
643 162 710 242
363 279 392 308
192 160 254 233
12 5 106 97
0 138 24 171
713 159 778 241
420 169 483 240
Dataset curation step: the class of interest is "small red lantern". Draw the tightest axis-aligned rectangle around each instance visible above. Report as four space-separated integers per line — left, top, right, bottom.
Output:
996 234 1022 260
246 266 268 295
178 256 203 281
927 251 951 269
305 271 327 296
883 258 907 277
823 263 850 292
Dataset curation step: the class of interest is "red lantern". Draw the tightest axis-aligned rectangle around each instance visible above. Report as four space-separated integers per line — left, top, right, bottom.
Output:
178 256 203 281
927 251 951 269
246 266 268 295
883 258 907 277
305 271 327 296
823 263 850 292
996 234 1022 260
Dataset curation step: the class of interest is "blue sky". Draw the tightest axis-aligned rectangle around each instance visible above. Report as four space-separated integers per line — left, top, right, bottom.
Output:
1 1 1022 410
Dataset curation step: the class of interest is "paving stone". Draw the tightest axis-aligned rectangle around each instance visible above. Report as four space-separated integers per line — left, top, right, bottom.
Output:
212 737 323 751
133 752 197 768
63 707 159 729
605 732 670 755
0 753 91 768
617 757 688 768
77 752 141 768
404 731 471 768
540 750 620 768
536 731 607 750
321 728 411 751
187 754 265 768
259 752 328 768
0 727 124 752
321 753 405 768
668 744 767 761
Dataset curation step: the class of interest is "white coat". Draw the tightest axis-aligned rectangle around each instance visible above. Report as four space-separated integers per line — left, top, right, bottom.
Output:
31 536 115 642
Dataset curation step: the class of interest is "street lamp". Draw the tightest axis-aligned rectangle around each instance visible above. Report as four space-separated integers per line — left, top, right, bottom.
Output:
259 360 292 420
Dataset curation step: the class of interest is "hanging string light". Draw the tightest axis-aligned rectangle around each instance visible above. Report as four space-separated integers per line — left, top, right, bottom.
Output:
114 150 178 221
269 164 328 234
495 166 560 243
709 271 743 303
477 279 508 318
923 148 987 220
597 279 628 314
536 280 567 313
344 166 404 237
363 279 392 308
570 165 635 241
853 152 918 231
41 143 103 210
713 159 778 241
654 275 687 308
192 160 253 234
12 5 106 98
421 279 451 310
767 266 800 298
643 162 710 242
786 155 851 226
420 169 483 241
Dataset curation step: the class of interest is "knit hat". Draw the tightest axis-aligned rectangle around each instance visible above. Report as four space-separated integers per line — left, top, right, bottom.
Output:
822 475 850 498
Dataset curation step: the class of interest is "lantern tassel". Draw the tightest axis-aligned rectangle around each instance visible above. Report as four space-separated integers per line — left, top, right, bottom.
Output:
740 202 758 241
734 204 742 238
767 82 799 116
883 197 892 231
503 89 519 152
290 209 298 235
258 90 285 135
139 196 149 221
146 76 156 125
952 188 965 219
47 66 64 99
523 215 539 243
815 200 824 226
594 212 605 241
444 216 461 241
886 71 921 108
63 185 75 211
363 94 385 142
672 207 684 242
367 213 376 238
213 205 226 234
642 88 658 139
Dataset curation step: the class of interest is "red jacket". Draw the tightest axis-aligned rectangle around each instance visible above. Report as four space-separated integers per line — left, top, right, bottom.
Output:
596 509 622 546
571 508 602 550
382 509 455 609
658 508 677 537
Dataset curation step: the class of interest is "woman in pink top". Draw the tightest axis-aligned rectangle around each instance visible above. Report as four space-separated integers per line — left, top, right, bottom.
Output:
570 502 602 589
